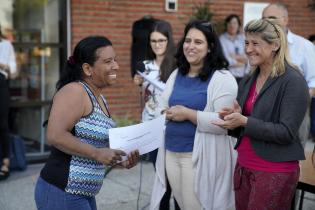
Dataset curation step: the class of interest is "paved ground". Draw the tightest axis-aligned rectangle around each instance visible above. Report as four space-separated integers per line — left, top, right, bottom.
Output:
0 161 158 210
0 142 315 210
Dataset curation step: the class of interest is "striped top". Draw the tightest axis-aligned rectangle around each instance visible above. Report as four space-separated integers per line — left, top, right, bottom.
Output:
65 81 116 196
40 81 116 197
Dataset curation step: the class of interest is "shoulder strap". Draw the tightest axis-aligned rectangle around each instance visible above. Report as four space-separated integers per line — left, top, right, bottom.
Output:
100 95 111 118
78 81 97 105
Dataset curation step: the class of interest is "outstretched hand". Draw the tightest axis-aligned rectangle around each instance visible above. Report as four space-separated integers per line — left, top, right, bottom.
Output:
95 148 126 166
119 150 140 169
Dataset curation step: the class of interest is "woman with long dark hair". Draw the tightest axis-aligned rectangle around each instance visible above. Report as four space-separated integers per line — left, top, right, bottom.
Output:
134 20 176 121
150 20 237 210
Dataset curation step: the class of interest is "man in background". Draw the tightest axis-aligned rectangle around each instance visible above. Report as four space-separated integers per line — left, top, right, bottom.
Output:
262 3 315 146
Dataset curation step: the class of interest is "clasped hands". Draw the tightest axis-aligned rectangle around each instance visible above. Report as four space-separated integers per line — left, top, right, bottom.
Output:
165 105 188 122
95 148 140 169
212 100 248 129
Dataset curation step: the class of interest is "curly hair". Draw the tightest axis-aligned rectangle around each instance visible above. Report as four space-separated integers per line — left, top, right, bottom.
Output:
175 20 228 81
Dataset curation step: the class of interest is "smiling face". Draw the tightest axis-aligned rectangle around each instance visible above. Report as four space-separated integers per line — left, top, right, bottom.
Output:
245 33 276 69
150 31 168 57
183 28 208 68
90 45 119 87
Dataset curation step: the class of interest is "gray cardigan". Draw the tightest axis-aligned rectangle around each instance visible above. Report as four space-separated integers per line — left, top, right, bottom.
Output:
229 64 309 162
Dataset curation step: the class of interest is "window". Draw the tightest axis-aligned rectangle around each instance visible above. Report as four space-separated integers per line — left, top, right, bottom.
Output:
0 0 68 159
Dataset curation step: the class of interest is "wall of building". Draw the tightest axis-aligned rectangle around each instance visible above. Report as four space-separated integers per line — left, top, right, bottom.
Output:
71 0 315 121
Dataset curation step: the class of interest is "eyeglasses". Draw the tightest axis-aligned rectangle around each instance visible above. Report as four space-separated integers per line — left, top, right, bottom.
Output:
150 39 167 45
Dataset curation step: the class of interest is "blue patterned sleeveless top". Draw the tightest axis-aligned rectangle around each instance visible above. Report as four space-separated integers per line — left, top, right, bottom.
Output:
64 81 116 196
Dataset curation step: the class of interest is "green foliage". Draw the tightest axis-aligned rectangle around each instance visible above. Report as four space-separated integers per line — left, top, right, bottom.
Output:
191 3 213 22
112 114 138 127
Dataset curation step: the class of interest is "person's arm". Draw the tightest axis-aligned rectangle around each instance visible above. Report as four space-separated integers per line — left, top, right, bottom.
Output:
301 42 315 96
0 42 17 79
8 42 17 79
244 75 309 145
197 71 238 134
168 71 238 134
220 36 238 67
234 54 248 64
47 83 125 165
155 70 177 118
165 105 197 123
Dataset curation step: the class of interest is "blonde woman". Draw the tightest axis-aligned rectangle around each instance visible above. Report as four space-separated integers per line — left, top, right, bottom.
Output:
213 19 309 210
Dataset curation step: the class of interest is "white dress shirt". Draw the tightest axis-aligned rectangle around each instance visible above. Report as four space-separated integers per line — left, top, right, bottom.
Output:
0 39 16 79
287 30 315 88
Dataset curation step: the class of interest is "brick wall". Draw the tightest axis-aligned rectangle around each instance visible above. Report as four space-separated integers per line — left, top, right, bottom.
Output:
71 0 315 121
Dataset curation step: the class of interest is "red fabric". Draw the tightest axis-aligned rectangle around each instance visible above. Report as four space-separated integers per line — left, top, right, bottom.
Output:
234 163 299 210
237 80 298 172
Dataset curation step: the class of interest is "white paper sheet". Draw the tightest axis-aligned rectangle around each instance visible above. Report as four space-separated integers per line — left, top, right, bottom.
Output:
109 114 165 157
137 70 165 92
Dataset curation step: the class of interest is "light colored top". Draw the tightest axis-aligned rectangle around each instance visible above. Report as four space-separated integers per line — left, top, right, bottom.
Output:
219 32 248 78
150 69 238 210
287 30 315 88
141 60 166 121
0 39 16 79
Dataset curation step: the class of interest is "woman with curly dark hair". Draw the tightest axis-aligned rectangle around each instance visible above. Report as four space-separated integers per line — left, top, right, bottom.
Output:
150 20 238 210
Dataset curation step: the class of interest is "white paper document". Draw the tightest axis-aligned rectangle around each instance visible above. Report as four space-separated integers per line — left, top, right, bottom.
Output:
109 114 166 157
137 70 165 92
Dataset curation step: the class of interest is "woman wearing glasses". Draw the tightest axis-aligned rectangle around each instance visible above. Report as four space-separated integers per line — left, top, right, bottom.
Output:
150 20 237 210
133 20 179 210
133 20 176 122
213 19 309 210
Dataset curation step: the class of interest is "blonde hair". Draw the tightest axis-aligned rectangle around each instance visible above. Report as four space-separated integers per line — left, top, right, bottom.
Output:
244 19 292 77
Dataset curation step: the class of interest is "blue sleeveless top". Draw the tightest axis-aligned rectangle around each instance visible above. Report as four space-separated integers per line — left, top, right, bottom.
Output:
40 81 116 197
